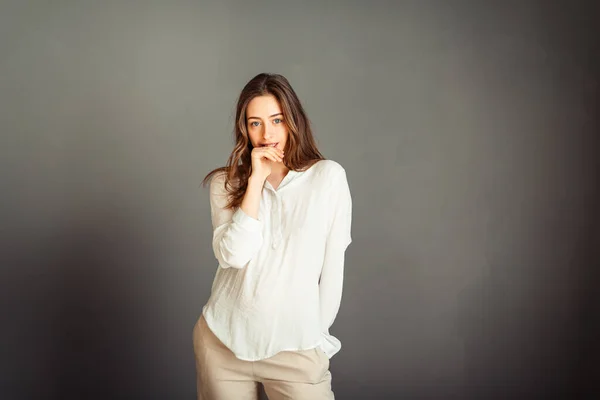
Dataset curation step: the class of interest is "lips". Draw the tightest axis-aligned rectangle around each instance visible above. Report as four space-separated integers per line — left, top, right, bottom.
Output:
261 142 278 147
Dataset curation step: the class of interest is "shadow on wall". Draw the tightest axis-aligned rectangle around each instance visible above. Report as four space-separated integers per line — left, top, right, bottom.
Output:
5 206 172 400
457 265 579 398
54 209 142 399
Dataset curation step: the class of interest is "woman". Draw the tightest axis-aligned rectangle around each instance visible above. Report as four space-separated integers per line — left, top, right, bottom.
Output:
193 73 352 400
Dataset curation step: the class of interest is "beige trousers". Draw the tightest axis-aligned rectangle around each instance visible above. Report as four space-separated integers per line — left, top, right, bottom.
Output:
193 315 335 400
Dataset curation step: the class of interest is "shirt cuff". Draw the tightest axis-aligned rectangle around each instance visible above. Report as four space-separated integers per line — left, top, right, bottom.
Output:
232 207 263 231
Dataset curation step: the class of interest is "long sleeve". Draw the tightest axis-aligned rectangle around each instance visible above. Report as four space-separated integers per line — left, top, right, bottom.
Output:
209 172 264 269
319 168 353 356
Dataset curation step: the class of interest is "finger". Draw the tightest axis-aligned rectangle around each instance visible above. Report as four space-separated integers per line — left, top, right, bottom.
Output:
253 147 278 156
259 148 281 162
267 147 284 161
254 147 283 162
252 148 272 158
262 153 279 162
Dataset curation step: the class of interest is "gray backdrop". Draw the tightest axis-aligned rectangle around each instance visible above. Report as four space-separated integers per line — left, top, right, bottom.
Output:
1 1 598 399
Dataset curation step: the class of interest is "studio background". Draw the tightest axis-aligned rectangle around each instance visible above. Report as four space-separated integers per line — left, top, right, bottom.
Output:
1 1 598 399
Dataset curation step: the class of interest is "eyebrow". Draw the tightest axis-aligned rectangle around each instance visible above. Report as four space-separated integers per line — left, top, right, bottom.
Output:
247 113 283 120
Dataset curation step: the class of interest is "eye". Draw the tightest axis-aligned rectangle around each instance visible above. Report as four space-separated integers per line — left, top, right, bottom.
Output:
250 121 260 127
273 118 283 124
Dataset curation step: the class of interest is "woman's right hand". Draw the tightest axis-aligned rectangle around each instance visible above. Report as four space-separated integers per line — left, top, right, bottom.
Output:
250 146 284 181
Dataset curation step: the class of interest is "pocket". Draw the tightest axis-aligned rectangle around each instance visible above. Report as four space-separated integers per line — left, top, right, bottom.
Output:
198 317 236 359
315 347 330 370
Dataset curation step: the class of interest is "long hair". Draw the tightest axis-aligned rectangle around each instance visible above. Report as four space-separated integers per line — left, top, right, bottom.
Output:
201 73 325 210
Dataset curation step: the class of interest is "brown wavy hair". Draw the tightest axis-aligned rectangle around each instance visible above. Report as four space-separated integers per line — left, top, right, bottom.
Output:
201 73 325 209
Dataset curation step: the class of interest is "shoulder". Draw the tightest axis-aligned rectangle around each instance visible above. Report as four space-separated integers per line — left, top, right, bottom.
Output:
306 160 350 195
209 170 225 186
312 159 347 179
209 170 229 196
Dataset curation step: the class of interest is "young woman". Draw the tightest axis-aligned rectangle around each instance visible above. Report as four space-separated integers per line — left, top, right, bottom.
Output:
193 73 352 400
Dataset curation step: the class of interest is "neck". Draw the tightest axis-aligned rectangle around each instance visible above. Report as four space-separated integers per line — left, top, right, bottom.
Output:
270 163 289 177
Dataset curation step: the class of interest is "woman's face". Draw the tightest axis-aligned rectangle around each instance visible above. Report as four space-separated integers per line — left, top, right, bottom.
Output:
246 94 288 152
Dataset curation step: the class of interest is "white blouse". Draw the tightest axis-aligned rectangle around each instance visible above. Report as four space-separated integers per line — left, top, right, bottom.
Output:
201 159 353 361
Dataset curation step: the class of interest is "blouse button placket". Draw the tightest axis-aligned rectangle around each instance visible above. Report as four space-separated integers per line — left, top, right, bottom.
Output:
271 192 283 249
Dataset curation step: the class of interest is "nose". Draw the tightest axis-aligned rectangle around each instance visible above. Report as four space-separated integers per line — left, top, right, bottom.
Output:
262 123 274 140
